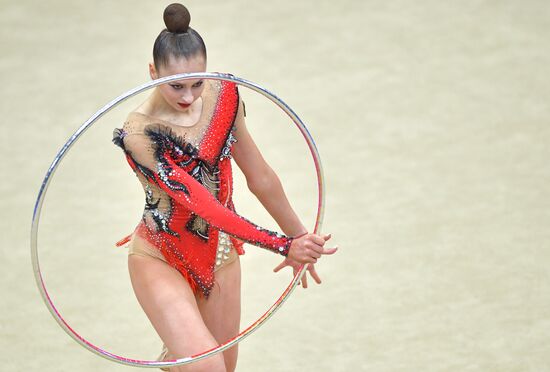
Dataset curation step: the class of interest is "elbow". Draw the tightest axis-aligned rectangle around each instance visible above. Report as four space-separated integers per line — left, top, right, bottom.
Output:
247 171 276 197
247 175 268 197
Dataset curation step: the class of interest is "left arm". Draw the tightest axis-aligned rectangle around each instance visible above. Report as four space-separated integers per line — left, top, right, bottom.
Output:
231 99 307 237
231 98 336 287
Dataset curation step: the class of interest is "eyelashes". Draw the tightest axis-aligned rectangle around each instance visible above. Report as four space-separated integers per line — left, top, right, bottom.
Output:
169 80 204 90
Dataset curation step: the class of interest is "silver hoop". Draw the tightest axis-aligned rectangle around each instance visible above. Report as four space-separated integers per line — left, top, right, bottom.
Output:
31 72 325 368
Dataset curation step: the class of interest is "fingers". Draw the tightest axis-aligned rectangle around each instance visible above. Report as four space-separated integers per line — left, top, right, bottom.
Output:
299 245 336 262
307 247 322 259
308 243 338 257
288 234 337 264
303 233 334 252
301 273 308 288
299 265 321 288
305 256 317 264
307 233 331 245
297 248 318 263
308 264 322 284
322 246 338 255
273 261 286 273
274 258 322 290
308 234 326 246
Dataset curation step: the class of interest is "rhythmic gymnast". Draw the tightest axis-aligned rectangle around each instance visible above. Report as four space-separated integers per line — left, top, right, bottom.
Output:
112 3 337 371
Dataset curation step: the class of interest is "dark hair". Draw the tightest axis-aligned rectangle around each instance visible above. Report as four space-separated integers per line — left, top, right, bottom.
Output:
153 3 207 70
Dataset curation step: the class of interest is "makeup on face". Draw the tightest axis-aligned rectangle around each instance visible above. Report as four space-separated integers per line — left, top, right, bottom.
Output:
155 56 206 112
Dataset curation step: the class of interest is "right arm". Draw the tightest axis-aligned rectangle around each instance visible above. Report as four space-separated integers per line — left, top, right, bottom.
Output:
116 128 294 257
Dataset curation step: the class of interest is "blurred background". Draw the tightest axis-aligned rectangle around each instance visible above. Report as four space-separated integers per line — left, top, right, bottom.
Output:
1 0 549 371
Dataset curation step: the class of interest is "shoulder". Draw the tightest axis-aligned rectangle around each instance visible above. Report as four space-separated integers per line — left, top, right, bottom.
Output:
212 77 240 116
205 75 239 102
122 111 157 134
112 112 162 148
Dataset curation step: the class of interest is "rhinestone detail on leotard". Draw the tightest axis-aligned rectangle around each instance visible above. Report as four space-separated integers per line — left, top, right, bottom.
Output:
112 79 293 297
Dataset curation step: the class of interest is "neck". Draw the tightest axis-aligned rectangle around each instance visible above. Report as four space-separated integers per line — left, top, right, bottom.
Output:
146 88 203 127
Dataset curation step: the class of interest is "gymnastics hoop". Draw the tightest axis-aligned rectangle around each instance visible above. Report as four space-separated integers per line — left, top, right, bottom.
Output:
31 72 325 368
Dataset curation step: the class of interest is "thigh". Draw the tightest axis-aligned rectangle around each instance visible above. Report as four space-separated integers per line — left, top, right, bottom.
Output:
128 254 225 372
196 257 241 372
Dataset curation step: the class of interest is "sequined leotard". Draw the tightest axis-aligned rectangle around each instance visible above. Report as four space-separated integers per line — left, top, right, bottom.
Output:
112 79 293 297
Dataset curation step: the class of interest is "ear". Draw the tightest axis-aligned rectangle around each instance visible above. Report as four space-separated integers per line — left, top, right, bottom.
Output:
149 63 158 80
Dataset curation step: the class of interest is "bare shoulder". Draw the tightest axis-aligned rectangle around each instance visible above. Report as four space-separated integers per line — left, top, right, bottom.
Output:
122 111 154 135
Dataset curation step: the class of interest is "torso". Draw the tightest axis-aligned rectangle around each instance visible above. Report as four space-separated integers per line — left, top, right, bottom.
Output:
113 79 244 297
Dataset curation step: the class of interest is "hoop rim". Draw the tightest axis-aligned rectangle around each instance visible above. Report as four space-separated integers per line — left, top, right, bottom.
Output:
30 72 325 368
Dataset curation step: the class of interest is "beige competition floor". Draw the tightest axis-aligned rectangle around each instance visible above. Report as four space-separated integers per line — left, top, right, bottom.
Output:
2 1 550 371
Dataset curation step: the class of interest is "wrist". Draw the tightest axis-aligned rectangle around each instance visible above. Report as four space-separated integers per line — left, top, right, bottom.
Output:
282 223 307 238
277 235 292 257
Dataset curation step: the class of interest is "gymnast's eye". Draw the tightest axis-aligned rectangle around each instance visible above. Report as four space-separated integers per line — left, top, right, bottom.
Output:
170 84 183 90
192 80 204 88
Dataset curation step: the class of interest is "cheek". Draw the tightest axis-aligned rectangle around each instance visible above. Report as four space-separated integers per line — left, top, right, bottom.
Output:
159 86 177 100
194 86 205 99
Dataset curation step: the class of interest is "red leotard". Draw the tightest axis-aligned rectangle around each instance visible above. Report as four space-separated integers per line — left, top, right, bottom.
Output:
112 79 292 297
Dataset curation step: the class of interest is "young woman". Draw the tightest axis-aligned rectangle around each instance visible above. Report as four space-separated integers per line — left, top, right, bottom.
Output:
112 4 337 371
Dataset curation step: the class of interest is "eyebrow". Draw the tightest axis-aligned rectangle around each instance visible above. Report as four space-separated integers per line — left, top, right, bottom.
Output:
169 79 203 86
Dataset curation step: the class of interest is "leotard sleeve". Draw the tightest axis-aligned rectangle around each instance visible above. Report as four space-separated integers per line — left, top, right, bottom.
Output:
113 124 293 256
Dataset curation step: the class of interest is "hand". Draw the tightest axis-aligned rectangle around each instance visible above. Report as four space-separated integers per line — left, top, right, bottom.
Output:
273 258 323 289
287 233 337 264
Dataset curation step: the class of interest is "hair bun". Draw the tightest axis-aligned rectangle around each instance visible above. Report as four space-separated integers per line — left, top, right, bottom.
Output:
163 3 191 34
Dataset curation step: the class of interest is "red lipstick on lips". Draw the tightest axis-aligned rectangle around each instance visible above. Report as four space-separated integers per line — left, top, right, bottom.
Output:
178 103 191 109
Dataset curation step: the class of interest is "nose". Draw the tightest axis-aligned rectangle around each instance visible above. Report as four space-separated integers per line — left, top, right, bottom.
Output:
180 89 193 104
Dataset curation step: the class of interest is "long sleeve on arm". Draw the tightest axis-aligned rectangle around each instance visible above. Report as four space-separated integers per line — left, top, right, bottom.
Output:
115 126 293 256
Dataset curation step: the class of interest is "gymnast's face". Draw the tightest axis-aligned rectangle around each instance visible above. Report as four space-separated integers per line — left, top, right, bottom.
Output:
149 54 207 112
